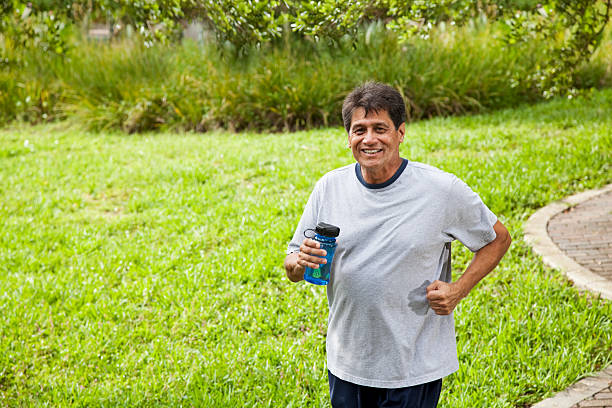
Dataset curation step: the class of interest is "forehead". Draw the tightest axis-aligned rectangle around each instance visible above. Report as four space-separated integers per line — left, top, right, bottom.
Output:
350 108 393 128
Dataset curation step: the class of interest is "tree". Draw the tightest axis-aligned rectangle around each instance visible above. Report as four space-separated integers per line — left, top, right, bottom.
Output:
504 0 612 97
2 0 610 96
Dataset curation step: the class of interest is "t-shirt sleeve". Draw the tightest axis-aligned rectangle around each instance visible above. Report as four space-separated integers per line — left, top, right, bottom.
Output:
286 180 322 255
442 177 498 253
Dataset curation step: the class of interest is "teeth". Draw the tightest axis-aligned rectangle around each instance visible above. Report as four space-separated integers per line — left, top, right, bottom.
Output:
363 149 381 153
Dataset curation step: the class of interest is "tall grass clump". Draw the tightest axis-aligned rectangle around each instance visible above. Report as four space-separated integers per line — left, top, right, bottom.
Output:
60 40 178 132
2 19 612 132
63 21 550 132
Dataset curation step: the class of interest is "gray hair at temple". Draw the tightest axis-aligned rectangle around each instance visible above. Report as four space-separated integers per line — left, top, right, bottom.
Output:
341 82 407 132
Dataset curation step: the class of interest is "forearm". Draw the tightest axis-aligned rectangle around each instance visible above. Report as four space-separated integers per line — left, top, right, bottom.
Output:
454 221 512 298
284 252 304 282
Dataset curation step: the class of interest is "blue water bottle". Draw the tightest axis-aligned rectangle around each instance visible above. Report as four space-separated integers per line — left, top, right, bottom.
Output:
303 222 340 285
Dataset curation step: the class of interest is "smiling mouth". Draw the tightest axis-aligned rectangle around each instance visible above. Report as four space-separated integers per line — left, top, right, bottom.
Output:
362 149 382 155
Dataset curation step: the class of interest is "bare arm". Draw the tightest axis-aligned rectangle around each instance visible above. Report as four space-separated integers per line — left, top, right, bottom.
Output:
284 238 328 282
426 220 512 315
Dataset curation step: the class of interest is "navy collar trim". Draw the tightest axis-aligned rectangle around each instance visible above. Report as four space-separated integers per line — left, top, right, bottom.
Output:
355 158 408 189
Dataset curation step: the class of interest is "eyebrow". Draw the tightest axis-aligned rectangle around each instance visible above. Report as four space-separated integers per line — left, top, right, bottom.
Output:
351 120 389 129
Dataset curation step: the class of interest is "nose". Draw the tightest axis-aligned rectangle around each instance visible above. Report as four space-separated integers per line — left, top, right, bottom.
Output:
363 128 376 144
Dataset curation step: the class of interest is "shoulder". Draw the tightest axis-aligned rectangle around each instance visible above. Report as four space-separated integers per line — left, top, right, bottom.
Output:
407 162 487 206
405 161 458 191
316 163 355 188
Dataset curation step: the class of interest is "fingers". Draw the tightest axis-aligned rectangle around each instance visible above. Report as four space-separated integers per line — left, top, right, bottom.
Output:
426 280 443 293
301 238 326 253
430 304 453 315
297 255 326 269
298 238 327 269
300 238 327 257
426 290 443 301
426 280 455 315
427 293 452 315
426 281 444 300
429 299 455 316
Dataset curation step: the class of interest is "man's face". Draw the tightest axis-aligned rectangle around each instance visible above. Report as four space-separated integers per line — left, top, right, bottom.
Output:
348 108 405 179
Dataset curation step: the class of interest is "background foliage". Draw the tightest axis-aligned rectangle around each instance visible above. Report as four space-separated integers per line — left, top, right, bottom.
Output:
2 19 612 132
1 0 611 103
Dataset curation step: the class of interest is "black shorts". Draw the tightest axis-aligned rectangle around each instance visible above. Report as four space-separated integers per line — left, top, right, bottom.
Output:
328 370 442 408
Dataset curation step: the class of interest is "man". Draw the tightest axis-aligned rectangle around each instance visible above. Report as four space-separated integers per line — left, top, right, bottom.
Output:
284 82 511 408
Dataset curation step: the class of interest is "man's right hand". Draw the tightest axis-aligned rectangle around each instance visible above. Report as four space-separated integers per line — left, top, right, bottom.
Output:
284 238 327 282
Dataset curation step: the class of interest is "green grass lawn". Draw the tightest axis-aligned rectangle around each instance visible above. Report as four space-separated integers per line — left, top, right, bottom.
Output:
0 89 611 407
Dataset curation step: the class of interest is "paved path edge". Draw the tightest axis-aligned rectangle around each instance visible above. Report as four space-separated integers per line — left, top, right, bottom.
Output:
524 183 612 300
530 365 612 408
524 183 612 408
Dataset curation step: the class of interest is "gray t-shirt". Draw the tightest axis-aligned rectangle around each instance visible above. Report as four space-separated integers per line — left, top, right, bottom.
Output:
287 159 497 388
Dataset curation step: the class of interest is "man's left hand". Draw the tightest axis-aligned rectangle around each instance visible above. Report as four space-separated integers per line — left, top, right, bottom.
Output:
426 221 512 316
426 280 466 315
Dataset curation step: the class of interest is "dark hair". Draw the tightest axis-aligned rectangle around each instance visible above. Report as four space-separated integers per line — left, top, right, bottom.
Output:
342 82 407 132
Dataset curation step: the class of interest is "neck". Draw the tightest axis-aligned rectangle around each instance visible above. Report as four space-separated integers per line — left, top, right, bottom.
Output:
361 157 403 184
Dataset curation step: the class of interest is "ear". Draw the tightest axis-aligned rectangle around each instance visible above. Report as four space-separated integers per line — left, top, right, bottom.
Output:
398 122 406 143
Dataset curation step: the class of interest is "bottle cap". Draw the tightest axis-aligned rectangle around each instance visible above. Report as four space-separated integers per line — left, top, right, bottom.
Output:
315 222 340 237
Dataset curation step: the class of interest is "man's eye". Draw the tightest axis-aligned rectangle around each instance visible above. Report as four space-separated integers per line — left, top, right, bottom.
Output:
376 127 386 133
354 129 365 135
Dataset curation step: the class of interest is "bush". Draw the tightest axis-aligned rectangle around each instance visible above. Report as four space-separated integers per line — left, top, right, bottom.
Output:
1 20 612 132
0 40 66 124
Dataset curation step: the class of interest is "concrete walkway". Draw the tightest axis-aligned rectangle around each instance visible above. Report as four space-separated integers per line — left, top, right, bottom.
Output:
525 184 612 408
